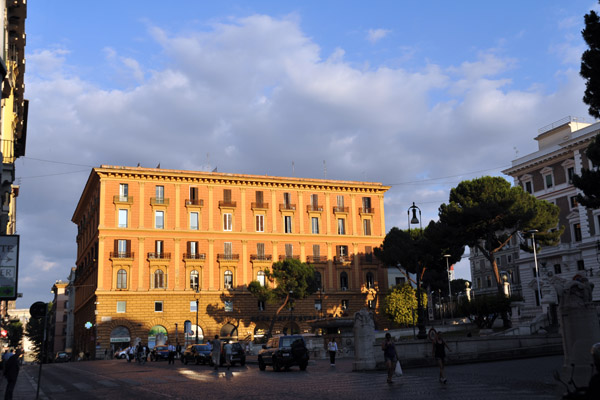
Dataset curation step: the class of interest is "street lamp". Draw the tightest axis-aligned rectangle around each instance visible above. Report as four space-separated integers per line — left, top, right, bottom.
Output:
528 229 542 307
444 254 453 319
195 287 200 344
407 202 427 339
288 290 294 335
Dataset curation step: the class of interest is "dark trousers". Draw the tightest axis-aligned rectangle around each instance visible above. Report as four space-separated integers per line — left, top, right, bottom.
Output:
329 351 336 365
5 378 16 400
168 351 175 364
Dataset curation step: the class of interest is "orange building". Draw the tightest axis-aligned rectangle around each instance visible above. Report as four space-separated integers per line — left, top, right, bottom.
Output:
72 165 390 356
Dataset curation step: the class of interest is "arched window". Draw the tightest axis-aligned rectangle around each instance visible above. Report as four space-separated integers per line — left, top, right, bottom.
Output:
117 269 127 289
366 272 374 289
190 270 199 290
340 272 348 291
257 270 266 287
224 270 233 289
154 270 165 289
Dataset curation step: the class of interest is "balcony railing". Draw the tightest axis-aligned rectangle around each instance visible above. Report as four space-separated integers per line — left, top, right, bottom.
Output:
110 252 134 259
279 203 296 211
113 195 133 204
250 254 272 261
306 255 327 263
183 253 206 260
185 199 204 206
359 207 374 214
251 202 269 209
333 206 349 213
306 205 323 212
219 201 237 208
148 252 171 260
279 254 300 261
217 253 240 261
334 255 353 264
150 197 170 206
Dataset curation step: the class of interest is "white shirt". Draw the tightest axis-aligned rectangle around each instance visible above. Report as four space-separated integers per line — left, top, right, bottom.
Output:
327 341 338 352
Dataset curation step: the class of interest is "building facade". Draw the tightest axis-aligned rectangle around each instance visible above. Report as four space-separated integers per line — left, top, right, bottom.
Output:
501 117 600 318
50 281 69 354
72 166 390 356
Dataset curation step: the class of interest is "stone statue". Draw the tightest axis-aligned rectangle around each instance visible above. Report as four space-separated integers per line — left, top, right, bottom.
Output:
353 308 376 371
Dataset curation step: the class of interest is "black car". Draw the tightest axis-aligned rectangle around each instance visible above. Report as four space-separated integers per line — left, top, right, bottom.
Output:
258 335 309 372
54 351 70 363
182 344 213 365
150 345 170 361
220 341 246 366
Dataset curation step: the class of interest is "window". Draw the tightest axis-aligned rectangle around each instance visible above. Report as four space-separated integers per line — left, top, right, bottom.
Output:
362 197 371 212
154 301 163 312
315 271 322 290
476 277 481 289
224 242 233 259
337 245 348 260
256 214 264 232
283 192 292 207
117 301 126 313
155 211 164 229
187 241 198 257
154 270 165 289
257 271 266 286
337 218 345 235
340 272 348 291
190 301 197 312
573 223 582 242
223 189 232 203
257 243 265 259
190 270 199 290
155 185 165 203
363 219 371 236
311 217 319 234
578 260 585 271
525 181 532 194
285 244 294 258
224 270 233 289
224 301 233 312
337 195 344 208
117 269 127 289
189 187 199 203
341 299 349 310
315 300 322 311
119 184 129 201
544 173 553 189
486 275 492 287
313 244 320 259
115 239 130 258
255 191 264 205
284 215 292 233
395 277 406 286
570 196 579 209
311 194 318 207
118 209 128 228
258 301 265 311
190 212 199 230
507 254 512 264
365 246 373 263
155 240 164 256
223 213 232 231
366 272 374 289
567 167 575 184
553 264 562 274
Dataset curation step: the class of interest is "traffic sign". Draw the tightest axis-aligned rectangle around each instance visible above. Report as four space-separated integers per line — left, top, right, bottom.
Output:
29 301 47 319
0 235 19 300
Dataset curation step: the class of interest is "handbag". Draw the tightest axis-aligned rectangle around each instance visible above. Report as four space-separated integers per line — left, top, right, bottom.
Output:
395 360 403 377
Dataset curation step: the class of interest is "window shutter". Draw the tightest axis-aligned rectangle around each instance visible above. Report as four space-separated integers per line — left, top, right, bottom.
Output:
256 191 263 203
114 239 118 253
224 189 231 202
126 240 131 253
257 243 265 256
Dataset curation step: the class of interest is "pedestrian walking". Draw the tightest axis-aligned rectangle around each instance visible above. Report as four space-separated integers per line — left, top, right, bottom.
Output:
224 341 232 370
327 338 338 366
431 330 451 383
4 349 20 400
168 343 175 364
127 346 134 363
381 333 398 384
176 343 182 360
211 335 222 370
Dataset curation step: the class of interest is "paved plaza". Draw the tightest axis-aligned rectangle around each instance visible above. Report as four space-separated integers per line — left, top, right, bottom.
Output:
0 355 568 399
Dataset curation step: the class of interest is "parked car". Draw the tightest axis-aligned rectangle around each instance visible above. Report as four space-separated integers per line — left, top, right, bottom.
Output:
54 351 70 363
150 345 170 361
220 341 246 366
181 344 213 365
258 335 309 372
116 347 131 359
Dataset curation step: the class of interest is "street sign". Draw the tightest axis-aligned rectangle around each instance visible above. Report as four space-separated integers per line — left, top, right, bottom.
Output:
0 235 19 300
29 301 47 319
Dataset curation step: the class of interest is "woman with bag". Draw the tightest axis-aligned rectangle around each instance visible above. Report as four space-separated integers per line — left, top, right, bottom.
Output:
382 333 399 384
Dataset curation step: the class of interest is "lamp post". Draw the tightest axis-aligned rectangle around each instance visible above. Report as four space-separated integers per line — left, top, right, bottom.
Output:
195 287 200 344
408 202 427 339
528 229 542 307
288 290 294 335
319 287 324 319
444 254 453 319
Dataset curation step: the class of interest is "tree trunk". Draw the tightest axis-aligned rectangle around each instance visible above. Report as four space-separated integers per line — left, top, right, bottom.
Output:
265 293 291 340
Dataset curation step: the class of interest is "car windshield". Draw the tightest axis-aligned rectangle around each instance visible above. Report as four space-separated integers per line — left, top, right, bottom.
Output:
280 337 303 347
196 345 210 351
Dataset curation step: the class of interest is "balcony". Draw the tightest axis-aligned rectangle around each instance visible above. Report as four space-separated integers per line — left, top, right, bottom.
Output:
359 207 375 215
185 199 204 206
113 195 133 204
250 254 272 261
279 254 300 261
217 253 240 261
251 202 269 210
279 203 296 211
334 255 353 264
306 205 323 212
183 253 206 260
306 255 327 264
219 201 237 208
150 197 170 206
333 206 349 213
147 252 171 260
109 252 134 260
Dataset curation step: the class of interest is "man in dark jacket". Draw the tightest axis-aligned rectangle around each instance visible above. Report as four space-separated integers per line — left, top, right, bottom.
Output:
4 349 20 400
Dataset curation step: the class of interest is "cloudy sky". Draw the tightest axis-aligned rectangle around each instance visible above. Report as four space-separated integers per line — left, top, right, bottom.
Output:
14 0 597 307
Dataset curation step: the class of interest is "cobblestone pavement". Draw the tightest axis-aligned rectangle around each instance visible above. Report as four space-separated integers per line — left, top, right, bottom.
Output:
1 355 567 399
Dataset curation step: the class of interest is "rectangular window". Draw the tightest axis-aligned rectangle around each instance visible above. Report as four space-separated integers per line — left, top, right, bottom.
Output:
311 194 319 207
188 241 198 256
362 197 371 212
313 244 320 258
525 181 532 194
190 187 198 201
337 218 345 235
117 301 126 313
223 213 232 231
190 301 197 312
365 246 373 262
284 215 292 233
567 167 575 183
256 190 264 204
223 189 232 203
285 244 293 258
154 301 163 312
256 214 264 232
337 245 348 259
257 243 265 258
119 184 128 201
155 240 164 255
311 217 319 234
224 242 233 257
337 195 344 207
486 276 492 287
118 209 128 228
545 174 553 189
532 268 537 278
476 277 481 289
554 264 562 274
258 300 265 311
190 212 199 230
314 300 322 311
116 239 129 257
283 192 291 206
363 219 371 235
570 196 579 209
155 185 164 202
578 260 585 271
573 223 582 242
155 210 164 229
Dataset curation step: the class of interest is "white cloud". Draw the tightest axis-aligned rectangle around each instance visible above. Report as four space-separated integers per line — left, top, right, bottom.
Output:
366 28 391 44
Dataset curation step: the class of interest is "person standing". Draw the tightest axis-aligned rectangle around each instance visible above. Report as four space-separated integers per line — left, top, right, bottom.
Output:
4 349 20 400
432 331 451 383
176 342 182 360
211 335 222 370
327 338 338 367
224 341 233 370
167 343 175 364
381 333 398 384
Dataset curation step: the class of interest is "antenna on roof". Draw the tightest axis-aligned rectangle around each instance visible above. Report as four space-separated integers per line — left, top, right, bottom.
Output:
292 161 295 176
513 147 519 158
323 160 327 178
206 153 210 172
212 167 218 172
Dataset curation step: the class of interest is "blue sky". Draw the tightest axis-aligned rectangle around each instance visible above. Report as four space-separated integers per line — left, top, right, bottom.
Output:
15 0 598 306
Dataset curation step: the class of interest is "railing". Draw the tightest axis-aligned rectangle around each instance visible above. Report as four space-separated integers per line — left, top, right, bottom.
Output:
183 253 206 260
306 205 323 212
279 203 296 211
113 195 133 204
279 254 300 261
147 252 171 260
333 206 348 213
334 255 353 264
219 201 237 208
251 202 269 209
185 199 204 206
110 252 134 259
217 253 240 261
359 207 374 214
306 255 327 263
150 197 170 206
250 254 272 261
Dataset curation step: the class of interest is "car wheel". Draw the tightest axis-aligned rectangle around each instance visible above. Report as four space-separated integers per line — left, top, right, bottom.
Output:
273 358 281 372
240 359 246 366
299 362 308 371
258 358 266 371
